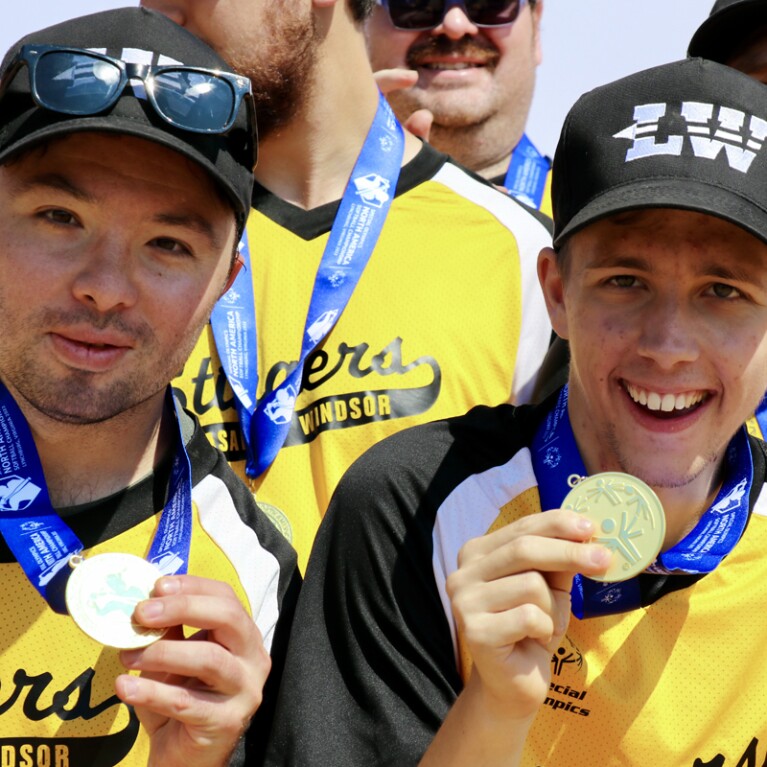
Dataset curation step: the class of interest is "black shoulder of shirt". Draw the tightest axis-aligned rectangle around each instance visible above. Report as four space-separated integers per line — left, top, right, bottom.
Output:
330 397 551 522
250 141 551 241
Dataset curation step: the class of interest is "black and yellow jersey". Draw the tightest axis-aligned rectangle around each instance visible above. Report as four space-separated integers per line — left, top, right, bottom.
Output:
265 397 767 766
0 414 298 766
173 143 553 571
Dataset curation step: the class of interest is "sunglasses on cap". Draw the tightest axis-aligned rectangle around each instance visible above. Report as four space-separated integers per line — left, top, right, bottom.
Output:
376 0 527 31
0 44 255 136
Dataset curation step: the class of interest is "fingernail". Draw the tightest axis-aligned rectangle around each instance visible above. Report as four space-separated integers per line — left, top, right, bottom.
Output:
138 599 163 619
591 546 611 566
120 675 139 700
577 517 594 533
155 576 181 595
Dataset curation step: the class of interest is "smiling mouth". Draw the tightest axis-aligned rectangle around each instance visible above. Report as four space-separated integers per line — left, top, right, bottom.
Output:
624 382 710 417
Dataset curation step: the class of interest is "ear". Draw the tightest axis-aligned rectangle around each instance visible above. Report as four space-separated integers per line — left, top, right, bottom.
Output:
538 246 569 340
220 251 245 297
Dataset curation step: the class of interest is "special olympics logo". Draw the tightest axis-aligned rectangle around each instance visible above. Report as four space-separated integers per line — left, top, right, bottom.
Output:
543 446 561 469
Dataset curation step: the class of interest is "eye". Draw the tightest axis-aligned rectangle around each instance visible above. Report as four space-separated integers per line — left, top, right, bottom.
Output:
41 208 78 226
150 236 192 256
607 275 638 288
706 282 742 300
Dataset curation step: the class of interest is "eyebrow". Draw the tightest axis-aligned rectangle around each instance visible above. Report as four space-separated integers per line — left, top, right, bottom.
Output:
587 254 764 286
13 173 97 204
585 255 652 272
153 212 223 251
702 263 764 286
12 173 225 250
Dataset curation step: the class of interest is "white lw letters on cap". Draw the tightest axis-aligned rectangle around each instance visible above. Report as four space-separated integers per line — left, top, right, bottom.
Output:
613 102 767 172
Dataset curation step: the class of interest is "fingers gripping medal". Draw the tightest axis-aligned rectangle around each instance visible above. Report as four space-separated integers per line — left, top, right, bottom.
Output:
66 553 166 649
562 472 666 582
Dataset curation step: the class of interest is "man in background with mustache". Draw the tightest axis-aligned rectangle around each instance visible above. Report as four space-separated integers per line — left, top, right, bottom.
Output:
367 0 550 215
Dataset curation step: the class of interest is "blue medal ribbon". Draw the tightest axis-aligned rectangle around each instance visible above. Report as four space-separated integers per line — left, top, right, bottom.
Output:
502 133 551 210
211 92 405 478
751 391 767 439
0 383 193 614
531 386 753 618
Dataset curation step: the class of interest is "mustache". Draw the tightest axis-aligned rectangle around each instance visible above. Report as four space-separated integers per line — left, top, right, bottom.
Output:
406 35 499 68
41 307 153 343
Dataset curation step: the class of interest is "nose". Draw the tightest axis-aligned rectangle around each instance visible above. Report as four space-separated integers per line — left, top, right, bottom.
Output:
70 238 140 314
138 0 186 26
432 3 480 38
636 297 700 370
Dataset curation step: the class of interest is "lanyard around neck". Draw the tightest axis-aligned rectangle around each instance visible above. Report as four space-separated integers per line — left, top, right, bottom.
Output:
0 384 193 614
531 386 753 618
503 133 550 210
211 92 405 478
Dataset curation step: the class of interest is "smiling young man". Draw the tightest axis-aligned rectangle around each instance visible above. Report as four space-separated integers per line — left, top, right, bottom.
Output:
265 58 767 766
0 8 298 766
139 0 553 574
366 0 551 214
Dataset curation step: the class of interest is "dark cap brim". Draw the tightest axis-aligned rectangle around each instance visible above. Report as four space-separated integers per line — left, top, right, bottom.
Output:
554 178 767 248
688 1 767 62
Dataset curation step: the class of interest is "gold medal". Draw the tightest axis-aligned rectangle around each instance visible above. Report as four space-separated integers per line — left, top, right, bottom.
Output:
561 472 666 582
65 552 166 649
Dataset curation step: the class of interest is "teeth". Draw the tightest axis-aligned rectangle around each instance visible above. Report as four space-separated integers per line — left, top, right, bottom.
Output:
422 62 479 70
625 383 706 412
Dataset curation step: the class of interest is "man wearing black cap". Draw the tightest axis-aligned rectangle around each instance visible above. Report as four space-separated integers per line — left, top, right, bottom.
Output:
0 7 297 766
689 0 767 81
265 57 767 766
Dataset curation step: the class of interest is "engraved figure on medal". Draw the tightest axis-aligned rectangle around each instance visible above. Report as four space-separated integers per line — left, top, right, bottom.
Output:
65 552 166 648
561 472 666 582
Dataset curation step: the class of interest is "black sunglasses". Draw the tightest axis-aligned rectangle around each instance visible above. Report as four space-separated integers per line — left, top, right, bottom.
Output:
1 44 255 136
377 0 527 31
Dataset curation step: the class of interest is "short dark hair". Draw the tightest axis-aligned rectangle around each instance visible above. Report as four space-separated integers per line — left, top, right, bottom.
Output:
349 0 376 21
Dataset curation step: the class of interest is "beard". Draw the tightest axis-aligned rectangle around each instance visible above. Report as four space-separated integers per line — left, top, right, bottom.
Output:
0 303 207 427
227 7 320 140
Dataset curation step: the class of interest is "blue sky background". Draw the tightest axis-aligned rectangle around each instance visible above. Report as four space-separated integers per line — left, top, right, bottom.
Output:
4 0 712 156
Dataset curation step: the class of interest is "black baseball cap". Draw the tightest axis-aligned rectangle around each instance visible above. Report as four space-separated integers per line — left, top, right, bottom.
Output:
552 58 767 248
0 7 256 233
688 0 767 63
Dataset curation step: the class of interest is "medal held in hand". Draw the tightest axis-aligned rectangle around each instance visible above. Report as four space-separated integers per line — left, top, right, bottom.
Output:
65 552 166 649
562 472 666 582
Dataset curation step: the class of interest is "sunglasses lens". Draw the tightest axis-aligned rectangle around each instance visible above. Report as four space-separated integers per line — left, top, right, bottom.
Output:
470 0 521 25
152 70 236 132
387 0 445 29
386 0 521 28
35 51 121 115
